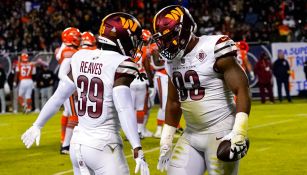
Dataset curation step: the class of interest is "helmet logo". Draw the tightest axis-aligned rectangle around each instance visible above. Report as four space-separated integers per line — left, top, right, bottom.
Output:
99 25 105 35
120 17 138 32
165 7 183 21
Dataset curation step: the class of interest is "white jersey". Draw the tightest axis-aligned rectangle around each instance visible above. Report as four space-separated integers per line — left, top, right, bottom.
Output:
70 49 138 150
165 35 238 134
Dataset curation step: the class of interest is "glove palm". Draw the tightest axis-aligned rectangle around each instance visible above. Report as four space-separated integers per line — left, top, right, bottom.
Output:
157 144 172 172
21 125 41 149
134 150 150 175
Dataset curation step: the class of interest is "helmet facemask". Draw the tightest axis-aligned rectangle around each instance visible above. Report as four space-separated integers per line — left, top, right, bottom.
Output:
153 23 193 60
116 29 144 58
152 6 197 60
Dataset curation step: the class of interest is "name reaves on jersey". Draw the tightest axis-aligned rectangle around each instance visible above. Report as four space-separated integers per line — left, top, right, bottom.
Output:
80 61 103 75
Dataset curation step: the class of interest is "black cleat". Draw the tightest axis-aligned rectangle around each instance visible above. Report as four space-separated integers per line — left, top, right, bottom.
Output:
60 146 70 155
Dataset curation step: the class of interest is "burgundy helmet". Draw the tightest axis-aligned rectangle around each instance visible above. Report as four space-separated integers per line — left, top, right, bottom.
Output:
98 12 143 57
152 5 197 60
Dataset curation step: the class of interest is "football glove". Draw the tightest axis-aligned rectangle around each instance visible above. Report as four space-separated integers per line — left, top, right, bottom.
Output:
221 112 249 160
157 124 177 172
134 149 150 175
157 144 172 172
21 125 41 149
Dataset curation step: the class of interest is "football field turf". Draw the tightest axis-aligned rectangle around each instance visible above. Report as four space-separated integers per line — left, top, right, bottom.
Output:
1 99 307 175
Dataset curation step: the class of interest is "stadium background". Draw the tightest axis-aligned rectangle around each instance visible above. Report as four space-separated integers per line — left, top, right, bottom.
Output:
0 0 306 98
0 0 307 174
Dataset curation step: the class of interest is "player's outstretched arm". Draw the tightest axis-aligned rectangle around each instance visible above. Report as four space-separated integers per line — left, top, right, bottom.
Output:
215 55 251 160
58 54 73 80
21 76 76 149
113 60 149 175
157 76 182 172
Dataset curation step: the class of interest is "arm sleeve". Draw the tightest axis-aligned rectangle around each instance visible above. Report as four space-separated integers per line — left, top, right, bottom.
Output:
33 78 76 128
214 36 237 59
113 85 141 149
58 58 72 81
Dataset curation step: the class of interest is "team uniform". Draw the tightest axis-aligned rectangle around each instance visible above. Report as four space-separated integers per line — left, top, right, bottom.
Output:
55 43 79 150
148 42 169 137
69 49 138 174
21 14 149 175
164 35 239 174
16 60 36 111
130 45 151 135
236 41 254 80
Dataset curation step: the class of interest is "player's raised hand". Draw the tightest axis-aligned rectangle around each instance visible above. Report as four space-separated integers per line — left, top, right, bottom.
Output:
134 149 150 175
157 144 172 172
21 125 41 149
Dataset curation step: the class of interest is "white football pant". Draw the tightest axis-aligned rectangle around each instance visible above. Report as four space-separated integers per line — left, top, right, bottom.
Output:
168 117 239 175
154 74 168 122
130 81 147 111
70 143 129 175
18 79 33 99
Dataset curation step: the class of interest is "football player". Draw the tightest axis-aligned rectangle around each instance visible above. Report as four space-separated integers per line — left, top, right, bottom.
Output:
236 39 254 80
130 29 154 138
152 5 251 175
21 12 149 175
54 27 81 154
148 32 169 138
80 31 97 50
61 31 97 154
14 53 36 113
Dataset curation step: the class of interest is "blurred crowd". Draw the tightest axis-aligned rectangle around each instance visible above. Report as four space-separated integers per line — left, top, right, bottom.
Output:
0 60 56 113
0 0 306 52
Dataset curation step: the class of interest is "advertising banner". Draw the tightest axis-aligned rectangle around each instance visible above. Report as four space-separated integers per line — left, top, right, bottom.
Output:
271 43 307 96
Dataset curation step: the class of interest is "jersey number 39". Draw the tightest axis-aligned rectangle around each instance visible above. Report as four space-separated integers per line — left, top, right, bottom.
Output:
77 75 104 118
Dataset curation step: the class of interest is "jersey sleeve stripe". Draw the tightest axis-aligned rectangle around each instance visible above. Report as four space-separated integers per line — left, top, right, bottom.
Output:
216 36 231 44
119 61 137 69
215 45 238 59
114 72 136 80
215 43 236 54
116 66 138 76
115 59 139 79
